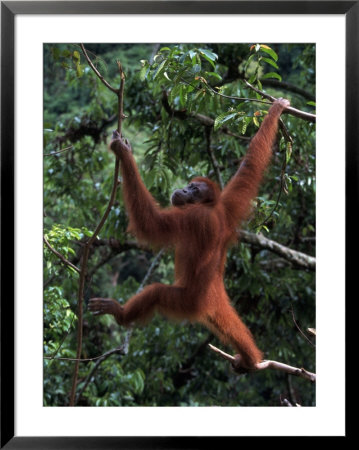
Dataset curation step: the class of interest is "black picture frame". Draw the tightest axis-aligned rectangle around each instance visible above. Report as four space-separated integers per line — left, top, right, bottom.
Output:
1 1 355 447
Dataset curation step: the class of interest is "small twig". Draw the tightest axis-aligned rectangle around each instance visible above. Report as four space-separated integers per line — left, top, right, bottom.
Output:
290 305 316 347
205 127 224 189
47 315 76 362
80 44 118 94
45 346 126 363
208 343 316 382
253 139 289 230
116 61 125 134
74 346 126 403
279 118 293 144
43 236 80 274
44 145 74 157
209 86 271 105
137 248 165 292
286 373 297 405
180 76 272 105
88 249 116 278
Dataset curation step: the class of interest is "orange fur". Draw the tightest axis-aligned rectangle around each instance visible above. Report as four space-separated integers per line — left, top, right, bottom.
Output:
96 100 287 368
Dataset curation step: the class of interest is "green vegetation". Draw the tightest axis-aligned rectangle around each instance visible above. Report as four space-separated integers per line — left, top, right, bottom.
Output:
43 43 316 406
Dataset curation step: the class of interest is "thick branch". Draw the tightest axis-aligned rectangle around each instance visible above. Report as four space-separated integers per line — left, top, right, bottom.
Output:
240 230 315 271
244 80 316 123
208 344 316 383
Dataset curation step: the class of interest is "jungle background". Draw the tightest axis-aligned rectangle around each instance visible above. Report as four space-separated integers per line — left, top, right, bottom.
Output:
43 43 316 407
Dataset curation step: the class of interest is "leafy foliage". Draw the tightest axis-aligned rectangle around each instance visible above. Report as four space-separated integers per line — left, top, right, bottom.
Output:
44 43 315 406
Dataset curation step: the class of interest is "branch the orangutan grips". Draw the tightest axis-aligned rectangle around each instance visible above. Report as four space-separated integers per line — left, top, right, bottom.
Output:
109 130 132 157
273 97 290 112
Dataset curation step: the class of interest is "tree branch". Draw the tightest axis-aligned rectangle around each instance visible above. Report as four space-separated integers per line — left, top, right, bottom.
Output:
161 91 250 141
240 230 315 271
261 79 315 102
44 145 73 157
43 236 80 274
90 233 315 272
56 248 164 403
69 49 126 406
205 127 224 189
208 344 316 383
75 346 127 404
137 248 165 292
80 44 118 94
244 80 316 123
290 305 316 347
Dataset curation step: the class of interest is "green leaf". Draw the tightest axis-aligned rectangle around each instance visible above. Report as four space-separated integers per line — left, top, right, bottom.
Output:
188 50 197 61
169 84 181 104
199 49 217 69
198 48 217 61
253 116 260 127
241 117 251 135
286 142 293 164
179 85 188 107
214 112 237 131
72 50 80 62
249 73 257 84
261 72 282 81
76 64 84 78
262 57 279 69
205 71 222 81
260 45 278 61
194 64 202 74
139 65 148 81
153 60 167 80
244 53 256 70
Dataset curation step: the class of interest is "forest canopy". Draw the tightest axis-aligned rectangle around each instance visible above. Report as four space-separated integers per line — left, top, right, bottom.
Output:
43 43 316 407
